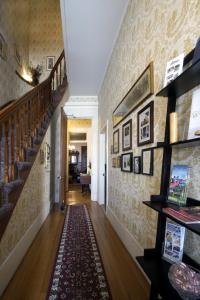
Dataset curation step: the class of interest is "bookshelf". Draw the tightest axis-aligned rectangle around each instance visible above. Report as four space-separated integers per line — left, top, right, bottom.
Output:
136 49 200 300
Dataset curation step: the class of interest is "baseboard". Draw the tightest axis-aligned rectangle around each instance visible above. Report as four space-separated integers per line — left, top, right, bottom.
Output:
0 203 50 296
106 206 143 258
106 206 151 284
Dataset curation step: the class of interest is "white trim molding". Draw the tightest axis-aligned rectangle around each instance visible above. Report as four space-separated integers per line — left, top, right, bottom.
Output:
0 204 50 296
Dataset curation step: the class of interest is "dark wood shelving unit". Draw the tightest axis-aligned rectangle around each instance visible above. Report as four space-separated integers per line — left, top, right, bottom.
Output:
137 49 200 300
136 256 182 300
157 57 200 98
143 201 200 235
170 137 200 148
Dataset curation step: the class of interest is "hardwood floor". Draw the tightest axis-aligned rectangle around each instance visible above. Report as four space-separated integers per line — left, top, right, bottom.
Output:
1 186 150 300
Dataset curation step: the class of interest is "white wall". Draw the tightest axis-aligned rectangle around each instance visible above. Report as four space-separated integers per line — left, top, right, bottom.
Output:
64 96 98 201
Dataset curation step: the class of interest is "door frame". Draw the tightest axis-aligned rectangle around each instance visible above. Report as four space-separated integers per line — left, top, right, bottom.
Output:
98 121 108 208
60 107 68 205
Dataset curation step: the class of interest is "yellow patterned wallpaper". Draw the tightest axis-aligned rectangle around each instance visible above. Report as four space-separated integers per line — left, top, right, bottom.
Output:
99 0 200 263
29 0 64 82
0 0 31 106
0 0 63 106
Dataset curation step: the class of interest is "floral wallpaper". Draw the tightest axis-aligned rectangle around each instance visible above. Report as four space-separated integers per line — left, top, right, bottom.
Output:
99 0 200 263
29 0 64 82
0 0 31 106
0 0 63 106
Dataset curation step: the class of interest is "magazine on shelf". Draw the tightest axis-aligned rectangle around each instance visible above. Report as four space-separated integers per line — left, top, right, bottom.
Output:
164 54 184 87
188 88 200 140
163 206 200 224
168 165 191 206
163 221 185 263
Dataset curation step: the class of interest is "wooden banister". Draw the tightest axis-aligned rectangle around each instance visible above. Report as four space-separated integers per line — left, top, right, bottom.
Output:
0 50 67 240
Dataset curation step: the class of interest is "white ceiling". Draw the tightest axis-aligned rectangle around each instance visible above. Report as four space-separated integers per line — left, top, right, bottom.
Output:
60 0 129 96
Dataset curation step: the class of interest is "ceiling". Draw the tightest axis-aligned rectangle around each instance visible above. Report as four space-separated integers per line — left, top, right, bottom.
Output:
60 0 129 96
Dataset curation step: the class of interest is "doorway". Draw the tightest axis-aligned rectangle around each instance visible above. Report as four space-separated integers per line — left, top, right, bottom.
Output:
67 119 92 198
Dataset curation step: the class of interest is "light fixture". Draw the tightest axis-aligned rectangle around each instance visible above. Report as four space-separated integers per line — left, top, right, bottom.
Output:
22 67 33 83
69 144 75 151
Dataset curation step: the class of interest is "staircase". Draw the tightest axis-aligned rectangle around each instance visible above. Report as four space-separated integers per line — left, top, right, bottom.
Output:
0 51 67 240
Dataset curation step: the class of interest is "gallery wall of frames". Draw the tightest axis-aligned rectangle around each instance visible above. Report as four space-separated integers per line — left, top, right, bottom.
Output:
112 63 155 176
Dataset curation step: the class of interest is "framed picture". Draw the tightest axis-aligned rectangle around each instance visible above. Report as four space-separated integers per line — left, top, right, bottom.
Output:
137 101 154 146
0 33 7 61
122 119 132 151
121 153 132 172
46 56 55 71
116 156 121 168
133 156 141 174
113 129 119 153
141 148 153 176
112 157 116 168
113 62 154 127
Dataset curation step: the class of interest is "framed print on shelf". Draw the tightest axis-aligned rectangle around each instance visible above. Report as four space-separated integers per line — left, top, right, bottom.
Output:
133 156 141 174
121 152 132 172
46 56 55 71
137 101 154 146
122 119 132 151
141 148 153 176
113 129 119 153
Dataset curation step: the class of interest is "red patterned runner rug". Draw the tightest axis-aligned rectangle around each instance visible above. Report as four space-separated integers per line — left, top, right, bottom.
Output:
47 204 112 300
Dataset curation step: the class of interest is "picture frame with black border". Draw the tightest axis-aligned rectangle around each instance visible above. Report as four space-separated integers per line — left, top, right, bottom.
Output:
122 119 132 151
133 156 141 174
113 129 119 154
141 148 154 176
121 152 132 172
46 56 55 71
137 101 154 146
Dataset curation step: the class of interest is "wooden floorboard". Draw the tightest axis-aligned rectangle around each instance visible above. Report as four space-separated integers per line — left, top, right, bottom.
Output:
1 185 150 300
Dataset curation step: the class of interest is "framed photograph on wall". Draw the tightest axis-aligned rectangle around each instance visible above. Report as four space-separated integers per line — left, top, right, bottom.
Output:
122 119 132 151
137 101 154 146
113 129 119 153
46 56 55 71
141 148 153 176
121 152 132 172
133 156 141 174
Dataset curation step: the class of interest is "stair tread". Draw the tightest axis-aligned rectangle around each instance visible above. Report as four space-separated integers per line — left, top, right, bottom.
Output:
16 161 32 170
4 179 23 193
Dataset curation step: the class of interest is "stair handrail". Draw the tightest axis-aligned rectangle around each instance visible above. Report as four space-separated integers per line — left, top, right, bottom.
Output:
0 50 67 240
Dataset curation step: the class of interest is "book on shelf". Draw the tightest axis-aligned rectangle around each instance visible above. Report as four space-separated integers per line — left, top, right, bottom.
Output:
163 207 200 224
164 53 184 87
163 221 185 263
168 165 191 206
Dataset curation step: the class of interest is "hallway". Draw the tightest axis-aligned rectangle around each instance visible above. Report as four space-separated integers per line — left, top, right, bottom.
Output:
1 188 149 300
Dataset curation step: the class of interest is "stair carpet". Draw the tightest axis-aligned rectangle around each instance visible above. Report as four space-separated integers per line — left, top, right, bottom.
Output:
0 106 54 216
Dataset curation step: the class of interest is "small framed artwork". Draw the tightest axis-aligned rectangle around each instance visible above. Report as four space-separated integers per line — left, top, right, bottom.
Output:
137 101 154 146
122 119 132 151
133 156 141 174
141 148 154 176
112 157 117 168
0 33 7 61
46 56 55 71
116 156 121 168
121 152 132 172
113 129 119 153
